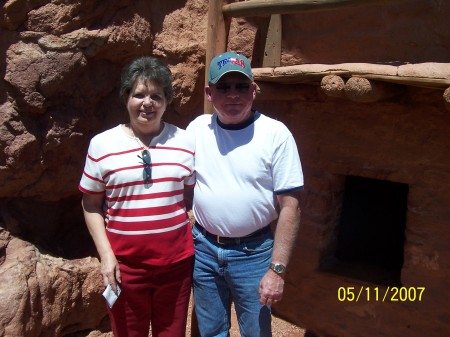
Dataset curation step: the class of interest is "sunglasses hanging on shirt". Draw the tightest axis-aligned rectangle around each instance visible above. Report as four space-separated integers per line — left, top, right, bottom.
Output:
138 149 152 184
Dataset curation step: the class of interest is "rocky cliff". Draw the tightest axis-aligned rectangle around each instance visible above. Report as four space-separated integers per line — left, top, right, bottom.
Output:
1 1 207 336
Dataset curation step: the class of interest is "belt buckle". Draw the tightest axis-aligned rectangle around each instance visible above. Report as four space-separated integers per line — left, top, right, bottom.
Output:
216 235 240 245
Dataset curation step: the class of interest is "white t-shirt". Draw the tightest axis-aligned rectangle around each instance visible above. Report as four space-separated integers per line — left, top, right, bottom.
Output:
187 111 303 237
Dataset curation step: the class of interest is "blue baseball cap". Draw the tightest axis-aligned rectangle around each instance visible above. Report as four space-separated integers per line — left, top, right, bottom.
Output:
208 52 254 84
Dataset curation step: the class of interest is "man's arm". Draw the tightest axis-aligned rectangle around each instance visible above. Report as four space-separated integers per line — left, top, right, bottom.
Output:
258 191 301 306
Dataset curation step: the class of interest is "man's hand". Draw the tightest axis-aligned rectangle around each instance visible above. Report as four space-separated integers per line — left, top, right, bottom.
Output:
258 270 284 306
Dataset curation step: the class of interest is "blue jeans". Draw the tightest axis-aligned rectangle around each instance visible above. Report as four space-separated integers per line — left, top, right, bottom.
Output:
192 224 273 337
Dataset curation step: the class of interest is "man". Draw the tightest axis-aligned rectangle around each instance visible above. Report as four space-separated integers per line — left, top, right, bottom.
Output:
187 51 303 337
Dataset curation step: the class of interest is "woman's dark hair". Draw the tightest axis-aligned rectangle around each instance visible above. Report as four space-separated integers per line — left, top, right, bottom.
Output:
119 56 174 104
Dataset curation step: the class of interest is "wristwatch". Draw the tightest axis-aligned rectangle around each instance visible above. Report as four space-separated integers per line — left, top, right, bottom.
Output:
270 263 286 275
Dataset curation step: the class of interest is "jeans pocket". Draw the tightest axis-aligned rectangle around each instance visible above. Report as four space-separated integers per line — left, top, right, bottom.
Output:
192 224 203 241
243 234 274 253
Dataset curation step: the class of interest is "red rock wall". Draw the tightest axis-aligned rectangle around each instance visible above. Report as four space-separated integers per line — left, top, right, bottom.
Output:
0 1 208 336
1 0 450 336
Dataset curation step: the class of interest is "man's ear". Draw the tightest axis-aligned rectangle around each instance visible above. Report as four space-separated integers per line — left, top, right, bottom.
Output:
205 86 213 102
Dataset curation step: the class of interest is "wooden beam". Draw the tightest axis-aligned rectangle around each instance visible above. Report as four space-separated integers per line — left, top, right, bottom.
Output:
262 14 282 67
253 64 376 84
222 0 411 18
344 77 403 102
443 87 450 111
320 75 346 98
204 0 229 114
252 63 450 89
359 74 450 89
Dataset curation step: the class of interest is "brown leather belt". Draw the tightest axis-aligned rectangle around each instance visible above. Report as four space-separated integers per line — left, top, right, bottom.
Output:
194 222 271 245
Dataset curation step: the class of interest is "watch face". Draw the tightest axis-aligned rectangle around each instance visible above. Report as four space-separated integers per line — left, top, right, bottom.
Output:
271 263 285 274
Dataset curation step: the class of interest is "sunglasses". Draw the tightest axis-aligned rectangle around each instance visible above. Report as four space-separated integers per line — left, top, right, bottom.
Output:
137 149 152 184
215 82 251 93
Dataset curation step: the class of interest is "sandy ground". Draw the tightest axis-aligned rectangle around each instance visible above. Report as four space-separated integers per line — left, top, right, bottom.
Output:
184 296 306 337
98 293 307 337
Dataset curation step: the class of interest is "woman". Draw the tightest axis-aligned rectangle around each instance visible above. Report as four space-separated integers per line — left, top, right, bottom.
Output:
79 56 195 337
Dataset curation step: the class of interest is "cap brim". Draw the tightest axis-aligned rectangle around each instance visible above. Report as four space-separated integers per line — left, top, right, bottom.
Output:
209 69 254 84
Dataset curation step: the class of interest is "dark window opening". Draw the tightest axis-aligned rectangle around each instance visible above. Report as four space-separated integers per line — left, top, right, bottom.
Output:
328 176 408 286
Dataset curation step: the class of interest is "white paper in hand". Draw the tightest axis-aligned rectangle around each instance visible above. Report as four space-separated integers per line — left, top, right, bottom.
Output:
102 284 121 308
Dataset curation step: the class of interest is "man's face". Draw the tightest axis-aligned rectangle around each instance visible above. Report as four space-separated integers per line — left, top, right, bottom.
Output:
206 72 256 125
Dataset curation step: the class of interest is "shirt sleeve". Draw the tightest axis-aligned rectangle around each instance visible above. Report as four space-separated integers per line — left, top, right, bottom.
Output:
79 141 106 194
272 132 304 194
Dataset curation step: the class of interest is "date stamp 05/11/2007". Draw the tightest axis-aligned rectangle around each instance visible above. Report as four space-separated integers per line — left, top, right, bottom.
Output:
337 286 425 302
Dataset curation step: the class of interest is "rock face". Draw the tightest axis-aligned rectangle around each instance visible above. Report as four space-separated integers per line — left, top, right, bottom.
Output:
1 1 450 337
0 0 207 202
1 1 207 336
0 228 105 337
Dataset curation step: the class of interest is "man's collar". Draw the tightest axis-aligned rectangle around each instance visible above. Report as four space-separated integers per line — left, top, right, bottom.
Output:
217 110 259 130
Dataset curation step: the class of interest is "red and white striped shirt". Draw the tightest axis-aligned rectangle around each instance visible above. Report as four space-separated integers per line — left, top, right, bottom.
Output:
79 123 195 265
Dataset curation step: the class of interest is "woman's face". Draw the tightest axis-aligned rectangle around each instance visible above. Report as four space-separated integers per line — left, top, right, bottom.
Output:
127 78 167 130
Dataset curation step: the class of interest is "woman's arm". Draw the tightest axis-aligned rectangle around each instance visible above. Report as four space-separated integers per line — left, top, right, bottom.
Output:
82 193 121 292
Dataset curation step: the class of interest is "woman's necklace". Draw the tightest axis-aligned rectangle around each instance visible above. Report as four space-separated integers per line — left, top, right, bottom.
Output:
127 123 163 150
134 136 149 151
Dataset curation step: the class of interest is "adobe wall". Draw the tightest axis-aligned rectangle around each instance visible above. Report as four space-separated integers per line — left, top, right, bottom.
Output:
242 2 450 335
1 0 449 336
254 88 450 337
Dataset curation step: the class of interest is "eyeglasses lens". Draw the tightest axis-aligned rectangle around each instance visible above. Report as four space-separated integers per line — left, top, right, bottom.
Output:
216 82 250 93
140 150 152 183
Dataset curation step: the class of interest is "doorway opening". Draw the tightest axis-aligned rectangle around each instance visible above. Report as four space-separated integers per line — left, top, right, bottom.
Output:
326 175 408 285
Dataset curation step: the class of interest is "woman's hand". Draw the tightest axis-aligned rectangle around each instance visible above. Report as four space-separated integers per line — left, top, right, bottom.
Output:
100 251 121 293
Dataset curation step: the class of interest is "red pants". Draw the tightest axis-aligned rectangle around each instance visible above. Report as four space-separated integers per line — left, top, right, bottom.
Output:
108 256 193 337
